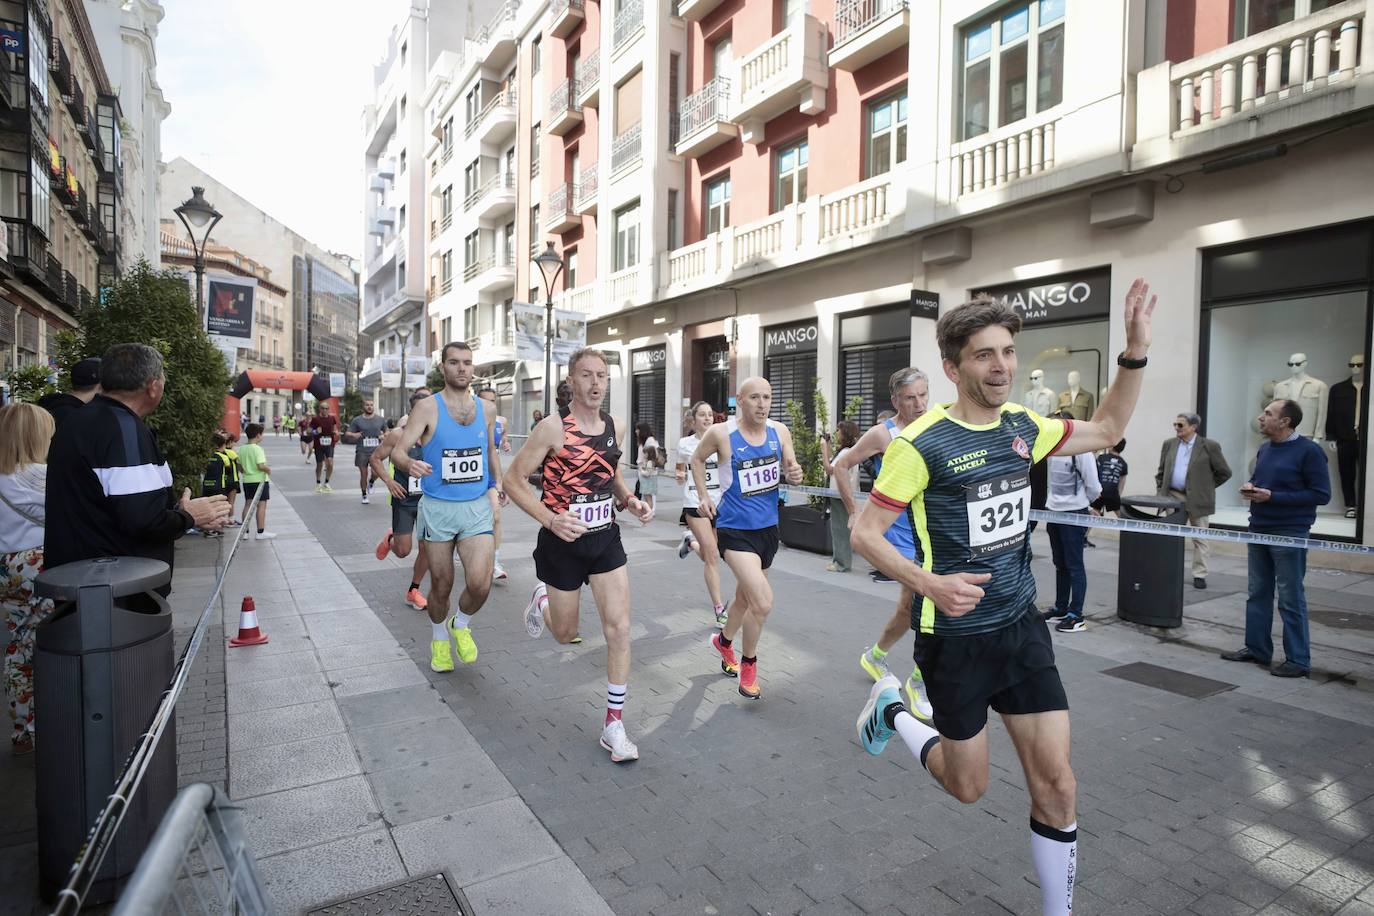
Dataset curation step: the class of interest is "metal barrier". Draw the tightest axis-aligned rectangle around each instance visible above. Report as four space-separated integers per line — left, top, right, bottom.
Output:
111 783 272 916
48 485 269 915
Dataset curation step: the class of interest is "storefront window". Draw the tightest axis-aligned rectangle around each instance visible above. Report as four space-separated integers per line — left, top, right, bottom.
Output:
763 319 818 428
631 345 666 444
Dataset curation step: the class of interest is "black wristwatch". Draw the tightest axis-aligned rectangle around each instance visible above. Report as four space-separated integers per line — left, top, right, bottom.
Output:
1116 351 1148 369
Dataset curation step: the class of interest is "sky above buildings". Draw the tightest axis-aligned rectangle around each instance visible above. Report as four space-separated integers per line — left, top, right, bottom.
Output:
159 0 412 258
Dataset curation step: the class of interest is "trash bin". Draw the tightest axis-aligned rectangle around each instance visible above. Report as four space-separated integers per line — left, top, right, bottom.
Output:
33 556 176 904
1117 495 1188 628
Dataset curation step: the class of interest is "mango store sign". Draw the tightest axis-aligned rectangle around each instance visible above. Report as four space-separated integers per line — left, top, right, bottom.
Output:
979 267 1111 325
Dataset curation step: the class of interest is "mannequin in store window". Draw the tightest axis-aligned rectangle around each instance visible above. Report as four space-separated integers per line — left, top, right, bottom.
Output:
1326 354 1364 519
1272 353 1328 441
1057 370 1094 421
1022 369 1056 417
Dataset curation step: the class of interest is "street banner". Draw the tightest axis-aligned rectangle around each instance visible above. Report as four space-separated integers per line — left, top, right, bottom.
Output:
210 337 237 374
380 354 402 389
205 274 256 341
512 303 545 362
405 356 429 385
329 372 345 397
552 309 587 366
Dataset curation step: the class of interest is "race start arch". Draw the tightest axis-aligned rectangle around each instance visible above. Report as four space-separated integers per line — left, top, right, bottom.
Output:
223 369 337 438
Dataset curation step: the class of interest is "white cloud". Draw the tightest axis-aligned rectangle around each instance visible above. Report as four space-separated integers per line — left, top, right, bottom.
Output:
159 0 411 257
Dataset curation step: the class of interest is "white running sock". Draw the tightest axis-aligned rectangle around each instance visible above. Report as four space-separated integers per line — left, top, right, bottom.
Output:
451 611 473 630
893 709 941 770
1030 818 1077 916
431 621 448 641
606 682 627 715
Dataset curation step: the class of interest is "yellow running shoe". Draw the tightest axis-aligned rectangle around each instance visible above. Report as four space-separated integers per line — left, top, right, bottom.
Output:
430 639 454 673
859 647 892 683
449 620 478 664
904 667 934 721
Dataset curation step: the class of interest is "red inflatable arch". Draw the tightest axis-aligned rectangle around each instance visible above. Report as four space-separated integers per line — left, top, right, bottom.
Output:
223 369 337 439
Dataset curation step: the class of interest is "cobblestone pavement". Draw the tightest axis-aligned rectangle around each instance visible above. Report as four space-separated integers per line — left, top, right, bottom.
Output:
281 437 1374 916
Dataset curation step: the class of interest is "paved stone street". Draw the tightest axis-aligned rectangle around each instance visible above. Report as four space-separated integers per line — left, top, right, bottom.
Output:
5 432 1374 915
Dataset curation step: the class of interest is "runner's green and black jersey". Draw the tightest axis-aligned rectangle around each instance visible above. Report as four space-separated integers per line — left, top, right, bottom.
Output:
870 403 1070 636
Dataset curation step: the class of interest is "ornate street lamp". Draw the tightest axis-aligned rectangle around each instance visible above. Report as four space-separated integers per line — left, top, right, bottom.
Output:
173 186 223 323
531 242 566 417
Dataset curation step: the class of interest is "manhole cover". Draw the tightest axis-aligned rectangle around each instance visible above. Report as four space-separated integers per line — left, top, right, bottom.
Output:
1102 662 1236 699
1309 609 1374 632
307 871 470 915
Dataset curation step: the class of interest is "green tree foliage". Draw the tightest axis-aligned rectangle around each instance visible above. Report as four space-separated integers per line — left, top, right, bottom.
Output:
5 364 56 402
58 260 231 491
785 390 864 509
425 362 443 391
340 387 364 422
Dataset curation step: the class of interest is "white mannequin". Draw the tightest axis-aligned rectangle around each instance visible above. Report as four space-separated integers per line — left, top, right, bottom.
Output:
1272 353 1328 439
1023 369 1056 416
1067 370 1081 399
1057 369 1094 420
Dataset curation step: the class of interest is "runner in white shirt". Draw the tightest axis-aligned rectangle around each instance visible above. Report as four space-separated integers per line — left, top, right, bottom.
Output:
674 401 733 627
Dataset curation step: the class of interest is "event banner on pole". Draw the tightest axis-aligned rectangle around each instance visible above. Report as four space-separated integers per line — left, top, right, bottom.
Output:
205 274 256 342
380 354 402 389
552 309 587 366
512 303 545 362
329 373 346 397
405 356 429 385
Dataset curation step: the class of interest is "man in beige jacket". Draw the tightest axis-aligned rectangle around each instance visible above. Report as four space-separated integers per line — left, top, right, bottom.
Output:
1156 412 1232 589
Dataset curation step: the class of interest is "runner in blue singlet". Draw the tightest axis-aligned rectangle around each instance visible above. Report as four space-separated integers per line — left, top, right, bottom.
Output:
692 376 803 701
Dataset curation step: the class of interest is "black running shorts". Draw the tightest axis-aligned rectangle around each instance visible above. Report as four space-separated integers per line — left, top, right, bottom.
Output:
534 525 627 591
243 481 270 502
314 445 335 460
392 499 419 536
683 507 716 522
912 608 1069 741
716 525 780 570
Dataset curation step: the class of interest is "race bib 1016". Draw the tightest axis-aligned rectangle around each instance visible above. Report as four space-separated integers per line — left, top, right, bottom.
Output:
441 447 485 485
737 456 780 496
570 493 614 531
965 472 1031 558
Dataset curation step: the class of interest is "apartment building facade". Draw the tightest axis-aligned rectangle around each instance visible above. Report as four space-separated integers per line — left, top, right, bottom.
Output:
0 0 123 380
421 0 1374 544
85 0 170 269
160 220 293 421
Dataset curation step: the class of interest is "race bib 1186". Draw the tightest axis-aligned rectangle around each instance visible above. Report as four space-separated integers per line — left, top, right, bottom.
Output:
441 447 485 485
965 472 1030 558
737 456 780 496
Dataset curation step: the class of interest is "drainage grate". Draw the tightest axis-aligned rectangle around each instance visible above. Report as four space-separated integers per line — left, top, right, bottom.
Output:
1101 662 1237 699
1309 608 1374 632
307 871 471 915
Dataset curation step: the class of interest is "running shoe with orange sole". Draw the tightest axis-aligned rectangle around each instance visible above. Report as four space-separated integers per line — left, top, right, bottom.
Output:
375 530 393 560
405 588 427 611
709 632 739 677
738 658 761 700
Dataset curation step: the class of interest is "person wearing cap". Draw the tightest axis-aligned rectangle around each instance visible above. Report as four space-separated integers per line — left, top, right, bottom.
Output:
38 358 101 427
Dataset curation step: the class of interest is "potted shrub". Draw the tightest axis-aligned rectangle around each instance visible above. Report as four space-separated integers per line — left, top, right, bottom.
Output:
777 388 862 554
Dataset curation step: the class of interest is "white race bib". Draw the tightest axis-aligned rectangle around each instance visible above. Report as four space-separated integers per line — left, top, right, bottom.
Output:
685 461 721 497
965 472 1031 558
569 493 614 531
317 436 332 447
737 455 780 496
407 474 423 495
363 437 380 448
441 447 485 484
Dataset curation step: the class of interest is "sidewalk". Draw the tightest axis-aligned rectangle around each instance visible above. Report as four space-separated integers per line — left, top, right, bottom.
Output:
4 430 1374 915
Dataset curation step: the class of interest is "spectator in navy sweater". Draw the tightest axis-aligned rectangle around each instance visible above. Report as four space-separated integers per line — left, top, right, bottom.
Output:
1221 398 1330 678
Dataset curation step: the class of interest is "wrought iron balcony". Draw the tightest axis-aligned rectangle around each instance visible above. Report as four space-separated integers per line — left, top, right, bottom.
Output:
62 80 84 123
548 78 583 136
549 0 584 39
613 0 644 50
830 0 909 71
677 76 734 157
545 183 579 233
49 37 71 96
611 124 642 175
576 49 600 108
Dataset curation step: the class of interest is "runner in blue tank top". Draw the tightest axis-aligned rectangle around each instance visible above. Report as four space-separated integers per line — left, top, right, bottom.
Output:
478 387 513 585
831 367 936 720
370 387 434 614
391 342 503 674
692 376 802 701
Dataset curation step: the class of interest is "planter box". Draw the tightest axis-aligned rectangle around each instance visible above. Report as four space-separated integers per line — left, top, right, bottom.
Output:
778 503 832 555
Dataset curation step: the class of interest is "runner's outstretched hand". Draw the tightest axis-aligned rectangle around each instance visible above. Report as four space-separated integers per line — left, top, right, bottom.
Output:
1123 277 1157 358
627 497 654 525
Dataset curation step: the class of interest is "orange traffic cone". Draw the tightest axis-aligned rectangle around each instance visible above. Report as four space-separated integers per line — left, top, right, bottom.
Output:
229 596 269 647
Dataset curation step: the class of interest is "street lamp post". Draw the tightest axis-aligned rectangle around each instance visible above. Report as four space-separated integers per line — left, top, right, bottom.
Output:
531 242 567 417
173 186 224 323
397 326 411 418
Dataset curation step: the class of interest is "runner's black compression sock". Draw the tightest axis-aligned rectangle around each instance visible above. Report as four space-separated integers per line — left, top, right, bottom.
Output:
410 581 421 592
741 655 756 664
717 634 732 648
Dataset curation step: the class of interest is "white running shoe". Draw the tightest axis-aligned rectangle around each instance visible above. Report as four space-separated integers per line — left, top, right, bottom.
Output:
599 719 639 763
493 563 508 584
524 584 547 638
361 492 370 505
255 531 278 540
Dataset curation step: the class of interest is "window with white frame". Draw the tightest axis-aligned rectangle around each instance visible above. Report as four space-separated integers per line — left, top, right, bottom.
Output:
464 231 479 268
960 0 1064 141
566 247 579 288
1233 0 1342 39
614 201 640 272
864 92 907 179
773 139 808 211
705 174 730 235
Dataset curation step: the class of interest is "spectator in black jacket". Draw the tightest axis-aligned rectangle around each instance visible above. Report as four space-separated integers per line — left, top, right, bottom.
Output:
44 344 230 590
37 357 101 426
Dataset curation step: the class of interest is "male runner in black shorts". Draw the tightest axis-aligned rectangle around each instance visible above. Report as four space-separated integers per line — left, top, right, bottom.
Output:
309 402 338 492
852 279 1158 916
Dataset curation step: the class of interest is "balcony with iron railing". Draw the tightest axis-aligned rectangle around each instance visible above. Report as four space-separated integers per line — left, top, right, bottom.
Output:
676 76 734 157
576 49 600 108
44 255 63 302
5 221 48 283
549 0 584 39
574 165 598 214
464 248 516 294
464 170 516 220
548 78 583 136
49 36 70 96
545 183 579 234
830 0 909 71
62 79 84 123
611 123 642 175
1134 0 1370 168
471 0 520 66
613 0 644 52
465 85 518 145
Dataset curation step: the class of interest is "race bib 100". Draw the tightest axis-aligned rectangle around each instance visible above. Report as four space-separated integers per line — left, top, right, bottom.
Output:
737 456 780 497
441 447 485 484
570 493 614 531
363 437 380 448
965 472 1030 558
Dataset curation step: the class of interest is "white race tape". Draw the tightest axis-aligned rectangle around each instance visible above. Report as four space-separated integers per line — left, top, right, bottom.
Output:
781 484 1374 556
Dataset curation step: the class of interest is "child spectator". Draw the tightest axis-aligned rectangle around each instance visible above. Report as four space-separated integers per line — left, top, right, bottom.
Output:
237 423 276 540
